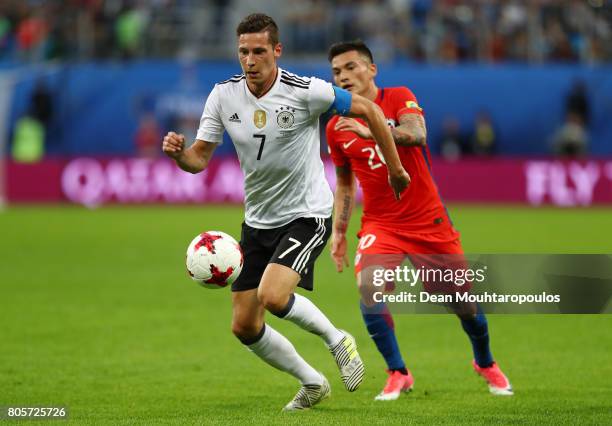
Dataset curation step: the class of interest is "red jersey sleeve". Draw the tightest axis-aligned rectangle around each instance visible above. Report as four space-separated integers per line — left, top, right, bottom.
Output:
325 117 349 167
391 87 424 119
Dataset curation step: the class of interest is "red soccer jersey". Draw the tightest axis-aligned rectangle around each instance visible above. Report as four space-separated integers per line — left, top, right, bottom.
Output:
326 87 453 234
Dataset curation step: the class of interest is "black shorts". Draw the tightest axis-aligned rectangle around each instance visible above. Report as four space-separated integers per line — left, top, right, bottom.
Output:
232 216 332 292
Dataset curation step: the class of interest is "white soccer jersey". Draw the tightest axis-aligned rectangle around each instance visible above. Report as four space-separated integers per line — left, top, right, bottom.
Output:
196 68 336 229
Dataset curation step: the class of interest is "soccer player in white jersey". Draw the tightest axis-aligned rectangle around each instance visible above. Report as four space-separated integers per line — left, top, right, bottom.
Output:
162 13 410 410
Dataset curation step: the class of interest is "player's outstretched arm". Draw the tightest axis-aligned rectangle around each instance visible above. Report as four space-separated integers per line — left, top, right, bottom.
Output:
331 164 356 273
162 132 217 174
347 94 410 199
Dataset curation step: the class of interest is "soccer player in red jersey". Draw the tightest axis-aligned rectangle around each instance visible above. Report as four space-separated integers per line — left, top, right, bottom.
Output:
326 40 513 400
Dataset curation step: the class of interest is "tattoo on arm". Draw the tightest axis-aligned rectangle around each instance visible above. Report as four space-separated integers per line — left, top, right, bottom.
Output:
339 194 351 225
334 165 354 233
335 193 352 234
391 114 427 147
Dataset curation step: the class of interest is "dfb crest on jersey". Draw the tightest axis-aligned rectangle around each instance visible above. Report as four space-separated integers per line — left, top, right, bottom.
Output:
254 110 267 129
276 106 295 129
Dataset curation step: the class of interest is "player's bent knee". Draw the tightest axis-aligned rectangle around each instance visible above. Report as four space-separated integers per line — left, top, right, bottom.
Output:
451 300 478 319
358 267 380 289
357 267 385 306
231 319 264 343
257 288 289 315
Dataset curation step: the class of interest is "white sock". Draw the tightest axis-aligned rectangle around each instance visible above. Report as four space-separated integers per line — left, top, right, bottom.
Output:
247 324 322 385
284 293 344 347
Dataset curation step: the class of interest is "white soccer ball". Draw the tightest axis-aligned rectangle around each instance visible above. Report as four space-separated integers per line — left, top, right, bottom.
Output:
185 231 243 289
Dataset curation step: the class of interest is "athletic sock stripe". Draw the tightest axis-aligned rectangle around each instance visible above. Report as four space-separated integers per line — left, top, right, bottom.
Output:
294 218 326 273
291 218 324 271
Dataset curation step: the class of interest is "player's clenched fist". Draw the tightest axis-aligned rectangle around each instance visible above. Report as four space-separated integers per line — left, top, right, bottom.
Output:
162 132 185 158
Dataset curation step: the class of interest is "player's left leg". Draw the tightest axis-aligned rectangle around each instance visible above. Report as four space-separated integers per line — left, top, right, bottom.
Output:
457 304 513 395
231 289 330 411
410 234 513 396
258 217 364 392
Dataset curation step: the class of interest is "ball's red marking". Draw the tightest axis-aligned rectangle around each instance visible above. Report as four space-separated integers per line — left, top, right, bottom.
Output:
195 232 222 254
205 265 234 286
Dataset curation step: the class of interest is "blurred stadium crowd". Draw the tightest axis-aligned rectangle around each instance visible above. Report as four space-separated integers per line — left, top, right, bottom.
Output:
0 0 611 63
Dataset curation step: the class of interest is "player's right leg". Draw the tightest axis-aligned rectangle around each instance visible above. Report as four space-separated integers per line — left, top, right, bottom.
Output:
231 289 330 410
259 262 363 394
355 227 414 400
259 217 364 393
358 265 414 401
456 303 513 396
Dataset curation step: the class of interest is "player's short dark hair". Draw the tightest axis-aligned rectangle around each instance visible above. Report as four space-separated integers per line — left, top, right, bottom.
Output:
328 40 374 63
236 13 279 46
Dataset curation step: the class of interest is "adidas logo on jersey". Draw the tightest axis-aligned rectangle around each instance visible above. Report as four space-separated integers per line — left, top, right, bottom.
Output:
229 113 241 123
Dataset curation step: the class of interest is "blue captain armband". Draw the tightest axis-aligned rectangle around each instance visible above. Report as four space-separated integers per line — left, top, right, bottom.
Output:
325 86 353 117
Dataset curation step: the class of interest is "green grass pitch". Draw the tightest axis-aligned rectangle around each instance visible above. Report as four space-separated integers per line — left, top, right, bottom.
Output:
1 205 611 425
